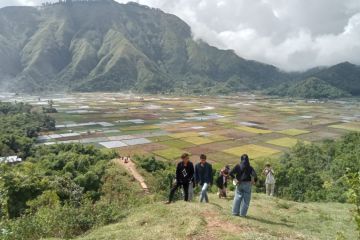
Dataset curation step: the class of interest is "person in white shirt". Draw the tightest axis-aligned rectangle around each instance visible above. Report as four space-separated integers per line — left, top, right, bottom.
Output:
263 163 275 196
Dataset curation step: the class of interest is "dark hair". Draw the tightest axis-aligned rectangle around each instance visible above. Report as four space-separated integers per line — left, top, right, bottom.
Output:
200 154 207 160
241 154 249 162
181 153 190 159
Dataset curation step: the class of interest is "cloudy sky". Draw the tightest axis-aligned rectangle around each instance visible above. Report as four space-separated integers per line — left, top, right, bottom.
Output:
1 0 360 71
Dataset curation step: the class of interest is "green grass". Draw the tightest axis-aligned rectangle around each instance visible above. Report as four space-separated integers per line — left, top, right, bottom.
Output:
147 135 174 142
153 148 187 160
55 193 357 240
266 137 310 148
235 126 273 134
161 139 195 149
329 124 360 132
277 129 311 136
169 132 199 139
182 136 215 145
223 144 280 159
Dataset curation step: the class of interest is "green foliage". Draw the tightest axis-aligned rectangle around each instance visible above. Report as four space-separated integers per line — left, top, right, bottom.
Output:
346 171 360 235
0 102 55 158
0 101 149 240
134 155 166 173
276 133 360 202
267 77 351 99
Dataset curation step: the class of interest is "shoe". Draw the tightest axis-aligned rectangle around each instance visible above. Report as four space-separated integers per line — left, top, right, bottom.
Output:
165 201 171 204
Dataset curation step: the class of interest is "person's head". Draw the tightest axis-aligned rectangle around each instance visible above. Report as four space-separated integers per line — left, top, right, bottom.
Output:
181 153 190 163
241 154 249 162
240 154 250 167
200 154 207 164
265 163 271 168
222 167 229 176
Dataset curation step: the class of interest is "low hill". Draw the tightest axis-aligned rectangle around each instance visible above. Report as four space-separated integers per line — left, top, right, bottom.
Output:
300 62 360 96
49 193 357 240
267 77 351 99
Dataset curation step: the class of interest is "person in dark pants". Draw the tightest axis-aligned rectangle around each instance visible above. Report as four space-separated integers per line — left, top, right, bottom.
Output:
166 153 194 203
194 154 213 203
216 165 230 198
230 154 257 217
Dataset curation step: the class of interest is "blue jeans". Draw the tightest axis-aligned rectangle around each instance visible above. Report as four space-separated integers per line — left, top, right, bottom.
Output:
200 183 209 203
232 182 252 216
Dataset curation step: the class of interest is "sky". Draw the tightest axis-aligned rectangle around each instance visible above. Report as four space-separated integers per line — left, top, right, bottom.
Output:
1 0 360 71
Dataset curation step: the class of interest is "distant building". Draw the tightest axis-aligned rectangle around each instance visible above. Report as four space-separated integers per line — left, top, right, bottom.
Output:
0 156 22 164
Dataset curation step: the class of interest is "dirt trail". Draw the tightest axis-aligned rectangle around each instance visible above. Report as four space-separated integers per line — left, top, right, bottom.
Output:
115 158 149 193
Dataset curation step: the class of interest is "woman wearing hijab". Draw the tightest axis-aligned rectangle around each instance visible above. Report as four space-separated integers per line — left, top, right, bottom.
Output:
229 154 257 217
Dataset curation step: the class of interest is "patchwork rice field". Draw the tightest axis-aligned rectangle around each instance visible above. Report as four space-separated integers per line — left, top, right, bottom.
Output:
2 92 359 167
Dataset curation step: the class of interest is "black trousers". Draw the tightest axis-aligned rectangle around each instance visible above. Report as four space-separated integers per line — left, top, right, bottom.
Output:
169 182 190 202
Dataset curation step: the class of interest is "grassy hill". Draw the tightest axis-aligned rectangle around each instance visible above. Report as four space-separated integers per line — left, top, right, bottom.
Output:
47 193 357 240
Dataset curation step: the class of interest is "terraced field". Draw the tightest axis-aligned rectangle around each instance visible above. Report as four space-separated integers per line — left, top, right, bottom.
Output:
1 92 359 167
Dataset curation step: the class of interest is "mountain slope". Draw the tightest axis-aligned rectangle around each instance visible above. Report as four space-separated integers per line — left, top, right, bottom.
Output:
298 62 360 95
267 77 351 99
48 193 357 240
0 1 359 96
0 1 286 94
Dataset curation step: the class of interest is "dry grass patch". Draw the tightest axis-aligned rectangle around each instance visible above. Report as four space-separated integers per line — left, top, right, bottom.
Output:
169 132 199 139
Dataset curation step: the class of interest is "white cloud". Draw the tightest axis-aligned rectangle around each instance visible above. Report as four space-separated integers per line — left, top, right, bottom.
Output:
1 0 360 71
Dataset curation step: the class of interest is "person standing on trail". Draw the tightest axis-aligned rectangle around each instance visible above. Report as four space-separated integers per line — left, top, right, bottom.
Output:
166 153 194 203
216 165 230 198
230 154 257 217
195 154 213 203
263 163 275 196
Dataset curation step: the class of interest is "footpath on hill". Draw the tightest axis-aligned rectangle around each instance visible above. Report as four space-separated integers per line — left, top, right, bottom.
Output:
115 158 149 193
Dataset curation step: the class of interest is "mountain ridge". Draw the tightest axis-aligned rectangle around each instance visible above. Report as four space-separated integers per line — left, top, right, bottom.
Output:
0 1 359 96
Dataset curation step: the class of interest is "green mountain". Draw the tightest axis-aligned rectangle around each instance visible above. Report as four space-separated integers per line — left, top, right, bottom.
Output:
0 1 287 94
0 1 359 96
267 77 351 99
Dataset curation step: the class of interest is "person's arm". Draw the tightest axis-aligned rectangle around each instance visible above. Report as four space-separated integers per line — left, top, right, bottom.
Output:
229 165 238 179
194 164 199 184
251 168 258 184
189 162 195 182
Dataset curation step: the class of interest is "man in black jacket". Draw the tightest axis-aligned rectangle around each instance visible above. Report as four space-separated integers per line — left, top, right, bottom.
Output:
230 154 257 217
166 153 194 203
194 154 213 203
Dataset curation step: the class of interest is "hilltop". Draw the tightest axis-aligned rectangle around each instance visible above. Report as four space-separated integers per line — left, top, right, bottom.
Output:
48 193 357 240
0 1 359 96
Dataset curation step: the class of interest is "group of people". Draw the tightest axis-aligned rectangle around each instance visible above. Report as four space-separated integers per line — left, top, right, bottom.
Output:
120 156 131 163
165 153 276 217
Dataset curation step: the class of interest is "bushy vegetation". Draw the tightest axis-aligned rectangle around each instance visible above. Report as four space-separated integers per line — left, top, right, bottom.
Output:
0 102 148 240
267 77 351 99
0 102 55 158
346 171 360 235
272 133 360 202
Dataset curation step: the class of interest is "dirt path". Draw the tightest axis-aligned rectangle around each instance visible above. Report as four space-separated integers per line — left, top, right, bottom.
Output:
115 158 149 193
